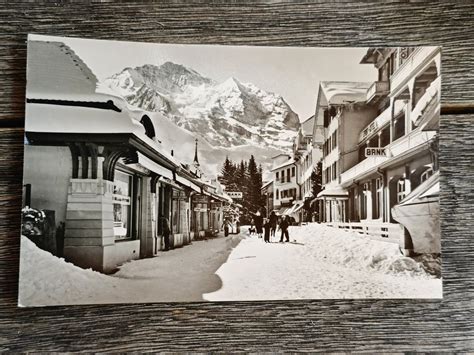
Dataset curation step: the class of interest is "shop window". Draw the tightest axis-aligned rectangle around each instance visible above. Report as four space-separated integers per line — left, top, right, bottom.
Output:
397 179 406 203
420 168 434 183
113 170 132 240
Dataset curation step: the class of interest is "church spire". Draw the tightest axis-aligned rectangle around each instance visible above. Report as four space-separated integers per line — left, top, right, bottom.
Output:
193 138 199 165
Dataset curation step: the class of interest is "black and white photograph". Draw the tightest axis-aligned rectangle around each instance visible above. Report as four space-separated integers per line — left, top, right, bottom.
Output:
19 34 442 306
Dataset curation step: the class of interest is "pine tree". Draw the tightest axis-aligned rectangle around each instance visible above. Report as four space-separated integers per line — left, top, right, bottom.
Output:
311 161 323 198
220 156 234 188
247 155 261 213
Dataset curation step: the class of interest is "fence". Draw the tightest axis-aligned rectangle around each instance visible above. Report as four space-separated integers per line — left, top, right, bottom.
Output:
325 221 403 244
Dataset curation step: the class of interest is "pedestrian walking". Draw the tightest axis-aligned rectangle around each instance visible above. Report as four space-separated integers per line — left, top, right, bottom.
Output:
254 211 263 238
269 210 278 238
278 215 290 243
159 214 171 251
222 218 231 237
263 218 271 243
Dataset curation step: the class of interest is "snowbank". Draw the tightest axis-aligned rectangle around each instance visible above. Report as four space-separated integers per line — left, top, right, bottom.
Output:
18 236 125 306
296 224 431 277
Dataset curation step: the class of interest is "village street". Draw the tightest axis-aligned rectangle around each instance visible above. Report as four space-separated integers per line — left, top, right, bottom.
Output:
19 223 441 306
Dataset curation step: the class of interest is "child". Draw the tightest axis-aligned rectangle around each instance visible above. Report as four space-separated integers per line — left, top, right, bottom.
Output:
263 218 271 243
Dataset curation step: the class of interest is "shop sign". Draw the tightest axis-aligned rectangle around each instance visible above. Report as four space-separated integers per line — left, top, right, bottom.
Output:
194 207 208 212
227 191 243 199
193 195 208 204
361 120 378 141
365 147 388 157
113 194 130 205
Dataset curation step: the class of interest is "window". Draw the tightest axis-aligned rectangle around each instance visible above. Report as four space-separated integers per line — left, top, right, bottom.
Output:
374 178 383 219
361 183 370 220
275 189 279 199
292 167 295 177
332 162 337 181
113 170 132 240
276 172 279 180
393 112 405 141
287 168 291 182
281 170 285 183
397 179 406 203
420 168 434 183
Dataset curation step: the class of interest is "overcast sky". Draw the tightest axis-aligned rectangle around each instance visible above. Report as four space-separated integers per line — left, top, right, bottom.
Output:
31 34 376 120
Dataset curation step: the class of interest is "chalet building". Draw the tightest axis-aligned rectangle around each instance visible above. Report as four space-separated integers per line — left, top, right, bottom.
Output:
260 180 274 218
313 47 440 255
23 40 229 272
290 115 321 222
313 81 378 223
270 153 298 216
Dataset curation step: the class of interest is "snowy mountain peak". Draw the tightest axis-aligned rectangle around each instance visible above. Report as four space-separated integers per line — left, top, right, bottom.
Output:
103 62 300 150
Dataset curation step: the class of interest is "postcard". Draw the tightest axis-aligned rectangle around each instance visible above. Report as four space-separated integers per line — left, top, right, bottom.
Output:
19 34 442 306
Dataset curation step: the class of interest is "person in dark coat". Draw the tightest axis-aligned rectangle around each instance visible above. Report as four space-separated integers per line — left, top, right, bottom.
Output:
254 211 264 238
160 214 171 251
222 218 231 237
263 218 271 243
269 211 278 238
279 215 290 243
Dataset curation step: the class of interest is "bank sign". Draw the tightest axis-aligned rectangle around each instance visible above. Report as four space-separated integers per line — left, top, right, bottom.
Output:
227 191 243 199
365 147 388 157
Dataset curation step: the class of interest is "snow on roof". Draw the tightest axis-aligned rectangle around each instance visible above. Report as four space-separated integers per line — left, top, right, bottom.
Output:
319 81 372 105
27 39 98 99
261 180 273 189
300 115 315 136
271 158 296 171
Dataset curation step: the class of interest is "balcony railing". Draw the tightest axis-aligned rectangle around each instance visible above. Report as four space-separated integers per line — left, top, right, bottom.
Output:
390 47 439 95
366 81 390 103
341 129 436 186
339 156 388 186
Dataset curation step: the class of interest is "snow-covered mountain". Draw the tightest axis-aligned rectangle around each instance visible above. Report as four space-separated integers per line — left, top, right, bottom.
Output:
103 62 300 149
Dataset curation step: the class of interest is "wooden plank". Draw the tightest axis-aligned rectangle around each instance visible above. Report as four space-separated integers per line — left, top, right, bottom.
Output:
1 114 473 352
0 2 474 124
0 1 473 352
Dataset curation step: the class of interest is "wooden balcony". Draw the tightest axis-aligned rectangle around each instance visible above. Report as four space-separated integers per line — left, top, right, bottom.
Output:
366 81 390 104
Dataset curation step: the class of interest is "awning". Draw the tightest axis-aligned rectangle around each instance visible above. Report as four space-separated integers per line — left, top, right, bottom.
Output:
277 207 289 216
316 187 348 198
137 152 174 180
175 174 201 193
159 176 183 190
290 202 304 215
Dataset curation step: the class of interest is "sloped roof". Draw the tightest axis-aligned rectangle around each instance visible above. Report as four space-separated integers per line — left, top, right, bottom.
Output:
271 158 296 171
300 115 315 136
27 39 98 99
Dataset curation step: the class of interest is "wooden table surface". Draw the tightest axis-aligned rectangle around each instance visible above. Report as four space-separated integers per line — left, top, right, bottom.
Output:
0 2 473 352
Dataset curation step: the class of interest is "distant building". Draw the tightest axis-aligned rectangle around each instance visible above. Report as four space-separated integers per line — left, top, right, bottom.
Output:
260 180 274 217
270 154 298 216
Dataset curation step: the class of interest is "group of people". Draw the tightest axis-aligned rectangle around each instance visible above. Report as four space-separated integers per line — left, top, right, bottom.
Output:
249 210 292 243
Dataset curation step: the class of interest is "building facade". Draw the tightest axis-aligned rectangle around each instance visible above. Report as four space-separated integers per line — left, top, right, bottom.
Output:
313 47 441 255
271 154 298 215
23 40 230 272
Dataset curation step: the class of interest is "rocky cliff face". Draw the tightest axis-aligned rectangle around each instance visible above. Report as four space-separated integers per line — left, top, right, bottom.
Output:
104 62 300 149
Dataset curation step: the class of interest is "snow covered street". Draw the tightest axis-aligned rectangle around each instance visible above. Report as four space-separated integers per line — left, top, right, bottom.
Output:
19 233 243 306
19 223 441 306
204 223 442 301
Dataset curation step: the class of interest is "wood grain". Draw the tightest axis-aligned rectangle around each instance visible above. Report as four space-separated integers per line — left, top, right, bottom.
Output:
0 1 473 352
